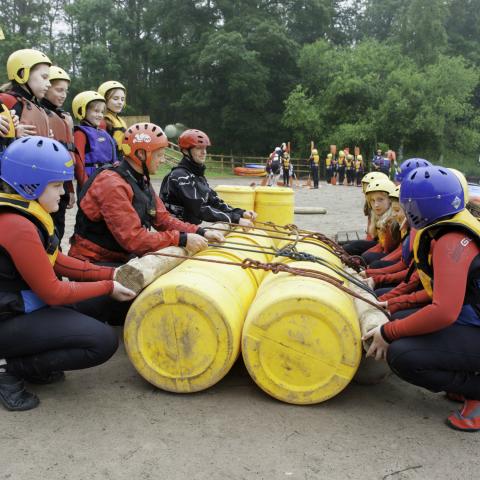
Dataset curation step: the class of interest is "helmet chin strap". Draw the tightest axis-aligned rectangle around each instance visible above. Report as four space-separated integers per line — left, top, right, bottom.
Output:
135 150 150 182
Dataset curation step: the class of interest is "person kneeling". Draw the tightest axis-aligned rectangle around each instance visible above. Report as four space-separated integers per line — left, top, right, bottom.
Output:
160 129 256 227
0 137 136 411
69 123 223 267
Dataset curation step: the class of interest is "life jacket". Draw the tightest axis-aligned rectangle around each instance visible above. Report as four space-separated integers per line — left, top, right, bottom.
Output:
312 154 319 166
104 111 127 153
325 156 332 167
283 155 290 168
337 156 345 167
48 109 75 153
0 92 50 137
74 161 156 254
355 159 363 172
413 210 480 322
75 125 117 177
0 193 59 320
346 158 353 168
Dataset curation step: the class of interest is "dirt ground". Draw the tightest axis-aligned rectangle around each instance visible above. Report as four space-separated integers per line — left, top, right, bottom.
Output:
1 177 479 480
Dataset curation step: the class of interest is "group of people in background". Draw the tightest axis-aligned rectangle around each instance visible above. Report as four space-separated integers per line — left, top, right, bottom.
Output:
0 48 256 412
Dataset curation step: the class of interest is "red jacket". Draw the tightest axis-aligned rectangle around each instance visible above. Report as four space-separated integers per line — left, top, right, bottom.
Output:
69 168 199 263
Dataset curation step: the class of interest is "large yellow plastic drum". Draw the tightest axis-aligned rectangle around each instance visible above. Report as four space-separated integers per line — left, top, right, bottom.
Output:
242 261 362 405
215 185 255 211
124 232 274 393
254 186 294 226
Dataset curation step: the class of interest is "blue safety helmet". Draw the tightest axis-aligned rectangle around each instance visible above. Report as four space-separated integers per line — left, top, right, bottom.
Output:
395 158 431 183
0 136 73 200
400 166 464 229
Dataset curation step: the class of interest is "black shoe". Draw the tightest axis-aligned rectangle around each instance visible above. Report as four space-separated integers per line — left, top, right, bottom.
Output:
25 371 65 385
0 373 40 411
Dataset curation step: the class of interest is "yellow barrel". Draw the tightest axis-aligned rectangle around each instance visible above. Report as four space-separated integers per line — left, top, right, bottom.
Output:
124 233 274 393
254 186 294 226
242 261 361 405
215 185 255 211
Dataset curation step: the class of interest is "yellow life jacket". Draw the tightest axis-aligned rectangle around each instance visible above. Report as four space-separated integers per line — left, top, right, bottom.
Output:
355 159 362 171
0 102 15 138
325 156 332 167
413 209 480 298
283 155 290 168
346 158 353 168
104 111 127 151
0 193 59 266
312 154 319 165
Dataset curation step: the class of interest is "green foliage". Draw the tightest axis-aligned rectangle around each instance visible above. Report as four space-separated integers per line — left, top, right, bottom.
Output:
0 0 479 166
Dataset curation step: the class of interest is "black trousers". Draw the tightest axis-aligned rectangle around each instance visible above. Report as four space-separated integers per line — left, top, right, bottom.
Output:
283 169 290 186
326 166 333 184
337 166 346 184
343 239 377 256
0 307 118 378
356 170 363 186
311 165 319 188
388 323 480 400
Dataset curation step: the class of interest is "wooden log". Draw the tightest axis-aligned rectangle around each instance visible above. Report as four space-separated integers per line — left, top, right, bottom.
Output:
114 246 188 294
294 206 327 214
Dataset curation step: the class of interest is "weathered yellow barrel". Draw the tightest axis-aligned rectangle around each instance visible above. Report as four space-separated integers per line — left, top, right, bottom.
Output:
124 232 274 393
215 185 255 211
242 261 361 405
254 186 294 226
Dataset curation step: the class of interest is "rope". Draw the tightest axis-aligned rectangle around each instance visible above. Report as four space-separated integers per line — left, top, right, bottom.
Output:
145 250 389 317
207 221 365 271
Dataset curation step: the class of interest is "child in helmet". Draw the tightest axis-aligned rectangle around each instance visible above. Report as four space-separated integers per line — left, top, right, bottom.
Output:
309 149 320 189
282 150 291 187
98 81 127 158
41 66 76 241
361 178 399 265
354 154 364 186
325 153 333 184
72 91 118 191
364 166 480 432
345 154 355 186
0 49 52 138
343 172 389 256
161 129 256 226
337 150 346 185
0 136 136 412
69 123 223 265
267 147 282 187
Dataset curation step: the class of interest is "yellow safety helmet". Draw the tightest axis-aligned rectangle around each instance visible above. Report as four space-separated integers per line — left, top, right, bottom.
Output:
365 178 396 196
72 91 105 120
357 154 363 161
327 153 332 158
347 154 353 160
312 149 318 155
389 185 400 200
448 168 469 203
98 80 126 99
361 171 388 186
49 66 71 83
7 49 52 84
339 150 345 157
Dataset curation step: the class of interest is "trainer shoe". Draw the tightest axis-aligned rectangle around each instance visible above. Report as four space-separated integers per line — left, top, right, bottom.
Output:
447 399 480 432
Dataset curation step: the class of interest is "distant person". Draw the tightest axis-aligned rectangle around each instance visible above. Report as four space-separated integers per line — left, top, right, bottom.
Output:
309 149 320 189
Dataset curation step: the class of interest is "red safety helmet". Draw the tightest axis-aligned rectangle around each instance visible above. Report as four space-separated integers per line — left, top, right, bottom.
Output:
178 129 211 150
122 123 169 169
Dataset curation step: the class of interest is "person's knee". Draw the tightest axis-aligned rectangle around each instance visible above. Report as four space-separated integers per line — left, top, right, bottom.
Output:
387 340 419 378
86 322 119 365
